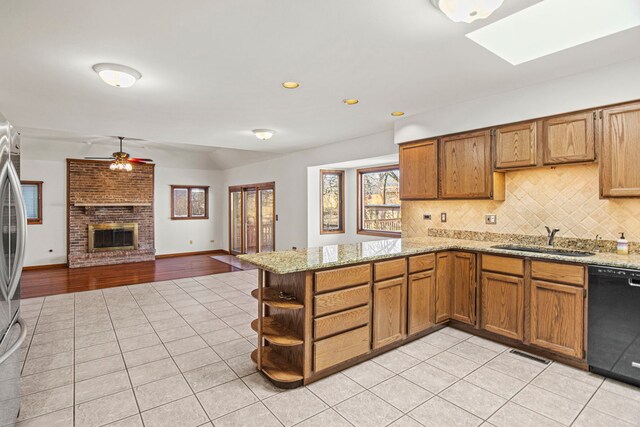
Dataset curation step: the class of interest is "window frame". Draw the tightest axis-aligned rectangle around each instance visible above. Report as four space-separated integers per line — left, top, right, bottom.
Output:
357 165 401 238
171 185 210 220
21 180 43 225
319 169 345 235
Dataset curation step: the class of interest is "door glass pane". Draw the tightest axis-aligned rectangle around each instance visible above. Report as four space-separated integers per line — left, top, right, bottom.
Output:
259 189 274 252
243 189 257 254
230 191 242 253
321 172 343 232
361 168 401 233
172 188 189 217
190 188 206 217
20 184 39 220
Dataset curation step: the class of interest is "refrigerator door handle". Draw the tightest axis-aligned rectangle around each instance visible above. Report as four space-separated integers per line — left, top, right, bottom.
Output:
0 317 26 365
0 158 9 302
6 160 26 301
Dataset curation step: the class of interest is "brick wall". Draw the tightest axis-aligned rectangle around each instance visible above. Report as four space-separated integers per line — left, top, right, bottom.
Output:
67 159 155 268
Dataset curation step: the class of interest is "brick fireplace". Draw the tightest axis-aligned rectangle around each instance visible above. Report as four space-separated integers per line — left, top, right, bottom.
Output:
67 159 155 268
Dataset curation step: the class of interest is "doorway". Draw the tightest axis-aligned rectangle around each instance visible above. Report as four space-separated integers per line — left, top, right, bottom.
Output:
229 182 275 255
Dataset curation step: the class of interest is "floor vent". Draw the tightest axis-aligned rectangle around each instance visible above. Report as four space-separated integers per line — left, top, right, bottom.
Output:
509 349 551 365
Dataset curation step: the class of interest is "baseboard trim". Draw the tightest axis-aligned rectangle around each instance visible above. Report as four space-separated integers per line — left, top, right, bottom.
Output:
23 263 68 271
155 249 229 259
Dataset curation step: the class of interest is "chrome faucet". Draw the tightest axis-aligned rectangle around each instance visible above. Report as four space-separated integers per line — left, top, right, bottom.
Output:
594 234 602 253
545 226 560 247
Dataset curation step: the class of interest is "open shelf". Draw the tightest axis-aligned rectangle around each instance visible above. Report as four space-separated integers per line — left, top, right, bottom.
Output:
251 318 303 346
251 288 304 310
251 348 303 385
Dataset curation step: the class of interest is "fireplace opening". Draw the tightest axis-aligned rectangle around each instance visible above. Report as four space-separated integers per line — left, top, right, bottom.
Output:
88 223 138 252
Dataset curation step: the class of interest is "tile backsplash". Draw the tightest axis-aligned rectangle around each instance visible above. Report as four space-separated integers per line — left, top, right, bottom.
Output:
402 164 640 243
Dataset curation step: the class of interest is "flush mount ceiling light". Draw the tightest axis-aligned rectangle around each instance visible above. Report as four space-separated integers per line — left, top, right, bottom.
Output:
343 99 359 105
466 0 640 65
430 0 503 23
282 81 300 89
252 129 276 140
391 111 405 117
92 63 142 88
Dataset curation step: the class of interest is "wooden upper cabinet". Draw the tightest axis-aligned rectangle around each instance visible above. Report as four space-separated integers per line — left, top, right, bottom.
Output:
542 111 596 165
480 272 524 341
530 279 584 358
451 252 477 325
373 277 406 349
494 122 538 170
440 130 494 199
408 270 436 335
399 139 438 200
600 102 640 197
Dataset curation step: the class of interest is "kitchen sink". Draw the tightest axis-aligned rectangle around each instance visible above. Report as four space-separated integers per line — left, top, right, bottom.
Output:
491 244 595 257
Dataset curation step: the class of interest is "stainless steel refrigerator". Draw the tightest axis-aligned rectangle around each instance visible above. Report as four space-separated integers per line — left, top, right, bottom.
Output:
0 112 27 427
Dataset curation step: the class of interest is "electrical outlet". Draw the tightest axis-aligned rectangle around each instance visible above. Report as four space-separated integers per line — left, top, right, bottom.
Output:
423 214 432 220
440 212 447 223
189 240 193 244
485 214 497 225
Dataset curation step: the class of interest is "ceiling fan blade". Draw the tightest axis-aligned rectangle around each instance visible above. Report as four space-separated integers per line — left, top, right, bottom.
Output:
129 158 154 163
85 157 115 160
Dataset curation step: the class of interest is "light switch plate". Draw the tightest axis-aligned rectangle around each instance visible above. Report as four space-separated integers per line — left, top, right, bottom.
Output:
485 214 497 225
440 212 447 223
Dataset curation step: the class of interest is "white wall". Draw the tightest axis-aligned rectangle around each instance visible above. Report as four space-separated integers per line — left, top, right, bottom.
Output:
395 58 640 143
222 130 397 251
20 138 225 267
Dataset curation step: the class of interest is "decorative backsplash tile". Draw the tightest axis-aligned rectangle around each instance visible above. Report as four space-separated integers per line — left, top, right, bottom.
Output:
402 164 640 243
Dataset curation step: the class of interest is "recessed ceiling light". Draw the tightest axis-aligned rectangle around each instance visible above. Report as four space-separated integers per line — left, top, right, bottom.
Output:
466 0 640 65
282 81 300 89
92 63 141 88
391 112 405 117
343 99 359 105
252 129 276 140
431 0 504 23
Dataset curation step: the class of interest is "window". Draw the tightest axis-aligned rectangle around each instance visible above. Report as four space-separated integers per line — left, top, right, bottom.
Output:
21 181 43 225
171 185 209 220
357 166 401 237
320 170 345 234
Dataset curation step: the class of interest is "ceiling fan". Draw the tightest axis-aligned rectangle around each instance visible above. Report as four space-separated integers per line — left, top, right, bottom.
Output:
85 136 153 170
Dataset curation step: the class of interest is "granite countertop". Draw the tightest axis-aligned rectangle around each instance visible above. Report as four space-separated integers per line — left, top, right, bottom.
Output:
237 236 640 275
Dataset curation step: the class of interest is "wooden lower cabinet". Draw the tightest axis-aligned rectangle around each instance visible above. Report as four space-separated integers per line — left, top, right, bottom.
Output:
452 252 477 325
408 270 435 335
530 279 584 358
435 252 453 323
314 325 370 372
373 277 406 349
480 272 524 340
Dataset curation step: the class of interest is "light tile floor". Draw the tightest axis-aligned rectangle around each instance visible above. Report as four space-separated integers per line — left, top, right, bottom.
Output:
14 270 640 427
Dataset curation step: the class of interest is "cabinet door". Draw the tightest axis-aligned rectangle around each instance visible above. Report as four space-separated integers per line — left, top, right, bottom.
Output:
373 277 406 349
435 252 452 323
452 252 477 325
400 139 438 200
440 130 492 198
600 102 640 197
480 272 524 341
408 270 435 335
542 111 596 165
530 280 584 358
494 122 538 169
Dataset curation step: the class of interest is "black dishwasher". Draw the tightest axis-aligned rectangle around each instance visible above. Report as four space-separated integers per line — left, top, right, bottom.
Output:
588 266 640 387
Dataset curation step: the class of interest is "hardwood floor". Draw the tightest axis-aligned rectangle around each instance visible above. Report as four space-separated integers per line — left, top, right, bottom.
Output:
21 255 239 299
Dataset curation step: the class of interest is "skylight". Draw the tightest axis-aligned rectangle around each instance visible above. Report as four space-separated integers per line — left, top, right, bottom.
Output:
466 0 640 65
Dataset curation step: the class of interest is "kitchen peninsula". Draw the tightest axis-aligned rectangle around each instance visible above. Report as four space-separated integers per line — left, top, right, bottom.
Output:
239 236 640 388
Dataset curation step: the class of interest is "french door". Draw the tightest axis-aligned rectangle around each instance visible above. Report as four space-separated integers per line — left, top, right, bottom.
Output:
229 182 275 255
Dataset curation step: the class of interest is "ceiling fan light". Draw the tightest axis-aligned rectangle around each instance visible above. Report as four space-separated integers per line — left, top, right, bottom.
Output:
252 129 276 140
431 0 504 23
109 163 117 170
125 163 132 171
92 63 141 88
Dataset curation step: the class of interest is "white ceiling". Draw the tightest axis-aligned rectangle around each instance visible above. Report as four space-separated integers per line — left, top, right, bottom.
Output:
2 0 639 154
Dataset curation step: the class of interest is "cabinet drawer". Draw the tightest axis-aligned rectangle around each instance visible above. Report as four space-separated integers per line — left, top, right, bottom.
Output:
409 253 436 274
482 255 524 276
315 264 371 293
531 261 585 286
374 258 406 281
314 284 370 317
314 305 370 340
314 325 370 372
